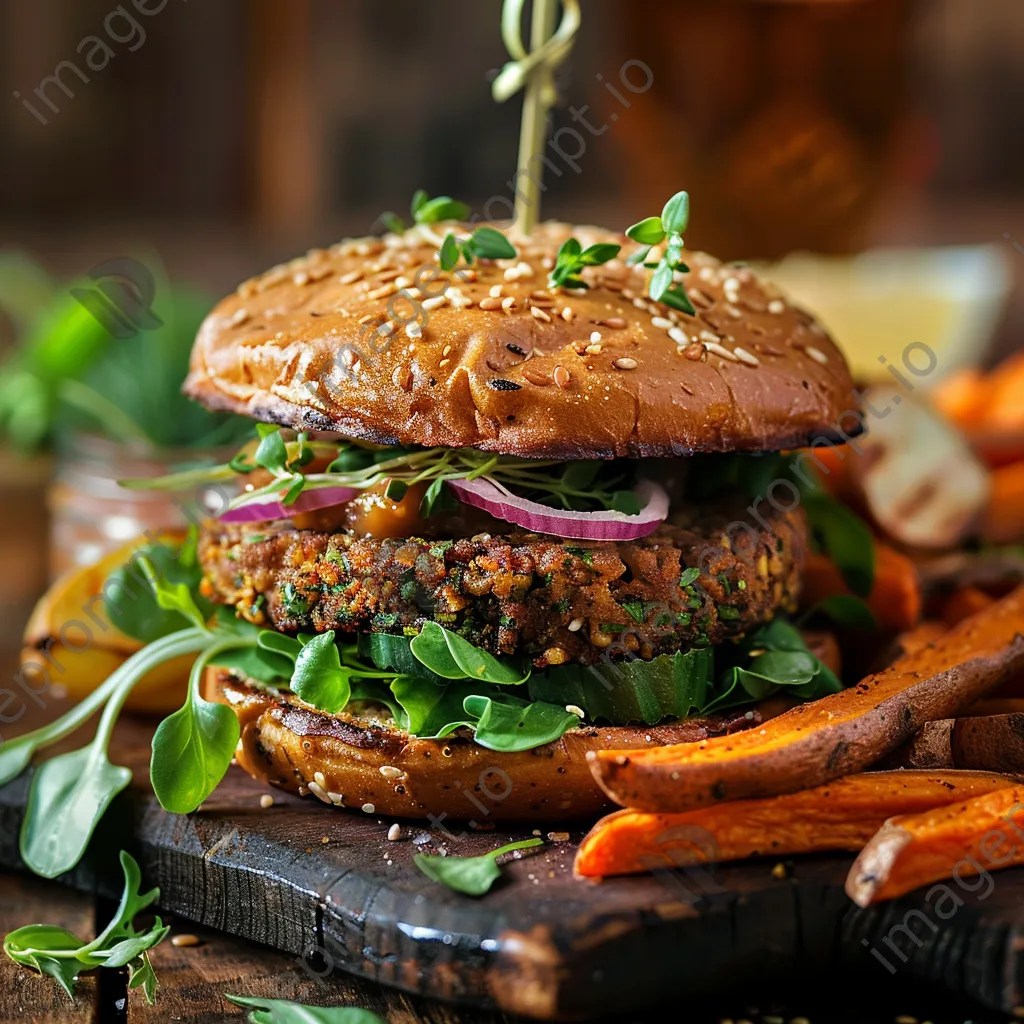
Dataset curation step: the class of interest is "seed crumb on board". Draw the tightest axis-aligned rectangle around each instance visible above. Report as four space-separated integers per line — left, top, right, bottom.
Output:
259 794 274 809
771 862 789 879
387 823 402 841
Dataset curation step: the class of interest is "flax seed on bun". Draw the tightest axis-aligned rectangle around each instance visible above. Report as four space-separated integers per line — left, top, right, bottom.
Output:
184 221 857 459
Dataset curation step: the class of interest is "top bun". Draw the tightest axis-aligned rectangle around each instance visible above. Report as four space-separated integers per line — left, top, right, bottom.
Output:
185 221 857 459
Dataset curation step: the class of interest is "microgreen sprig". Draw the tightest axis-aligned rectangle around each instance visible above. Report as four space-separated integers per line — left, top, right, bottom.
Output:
380 190 471 234
438 226 517 271
626 190 695 315
123 427 636 518
3 851 169 1003
548 237 621 290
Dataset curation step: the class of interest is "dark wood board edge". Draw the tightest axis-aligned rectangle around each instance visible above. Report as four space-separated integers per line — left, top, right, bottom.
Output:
5 771 1024 1020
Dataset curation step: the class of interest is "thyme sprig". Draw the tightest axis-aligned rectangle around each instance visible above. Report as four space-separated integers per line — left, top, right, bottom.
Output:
439 226 517 271
625 191 695 315
548 237 621 290
380 190 470 234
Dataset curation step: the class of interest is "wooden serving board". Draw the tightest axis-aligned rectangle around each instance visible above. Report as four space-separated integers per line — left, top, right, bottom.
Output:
4 714 1024 1020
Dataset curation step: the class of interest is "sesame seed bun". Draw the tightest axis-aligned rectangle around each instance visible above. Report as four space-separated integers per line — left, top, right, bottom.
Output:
184 221 858 458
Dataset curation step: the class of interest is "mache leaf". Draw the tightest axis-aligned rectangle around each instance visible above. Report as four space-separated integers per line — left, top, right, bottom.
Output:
410 622 529 685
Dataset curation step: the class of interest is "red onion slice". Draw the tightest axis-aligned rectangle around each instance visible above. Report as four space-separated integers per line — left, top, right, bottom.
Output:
448 478 669 540
219 485 360 524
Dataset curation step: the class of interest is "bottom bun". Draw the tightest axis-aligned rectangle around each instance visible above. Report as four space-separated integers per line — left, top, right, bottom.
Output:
206 668 785 822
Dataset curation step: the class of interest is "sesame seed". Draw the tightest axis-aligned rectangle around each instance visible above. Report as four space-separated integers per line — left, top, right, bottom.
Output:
503 266 521 281
768 299 786 314
632 297 648 310
523 368 552 387
561 306 575 321
613 357 638 370
259 793 275 809
375 321 395 338
699 329 720 344
339 269 363 285
516 261 535 278
489 284 503 298
585 343 602 355
568 617 584 631
387 823 402 841
379 765 403 778
422 294 447 310
733 346 760 366
530 305 552 323
314 771 327 789
566 704 585 718
553 365 570 388
601 317 627 329
362 802 376 814
479 296 503 311
394 276 412 289
375 268 401 282
441 345 452 356
704 341 739 362
501 295 517 312
391 366 412 391
405 322 422 339
438 358 450 368
450 293 473 310
668 327 688 345
805 345 829 364
589 331 602 343
229 308 250 326
651 316 673 330
307 781 333 804
171 934 200 948
367 282 397 300
293 271 310 286
328 792 344 805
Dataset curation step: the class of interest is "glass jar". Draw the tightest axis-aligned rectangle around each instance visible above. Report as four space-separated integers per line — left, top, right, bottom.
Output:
48 433 234 579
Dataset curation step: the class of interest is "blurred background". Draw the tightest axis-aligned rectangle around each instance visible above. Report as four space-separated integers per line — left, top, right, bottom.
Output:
1 0 1023 663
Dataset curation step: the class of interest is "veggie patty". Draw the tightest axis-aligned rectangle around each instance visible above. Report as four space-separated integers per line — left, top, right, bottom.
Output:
198 494 806 667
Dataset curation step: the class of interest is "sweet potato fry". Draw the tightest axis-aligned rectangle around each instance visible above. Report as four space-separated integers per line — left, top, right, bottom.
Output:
575 770 1016 878
939 586 996 627
981 461 1024 545
886 710 1024 773
802 544 921 633
931 368 990 428
589 585 1024 813
985 353 1024 432
889 620 947 660
846 786 1024 905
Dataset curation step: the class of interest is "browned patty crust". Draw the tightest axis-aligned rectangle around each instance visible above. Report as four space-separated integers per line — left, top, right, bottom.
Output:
199 496 806 667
